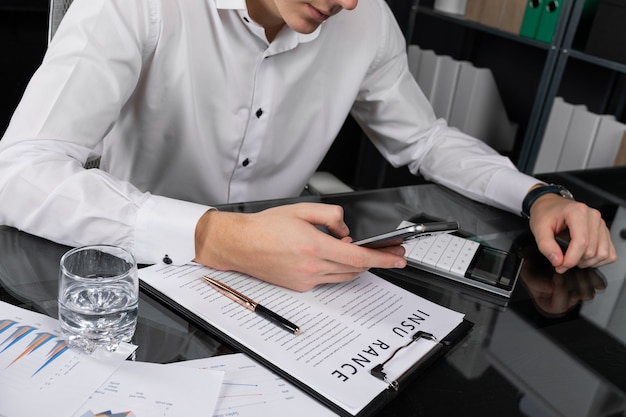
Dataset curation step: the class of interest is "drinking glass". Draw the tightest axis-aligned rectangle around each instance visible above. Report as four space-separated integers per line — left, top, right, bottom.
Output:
58 245 138 353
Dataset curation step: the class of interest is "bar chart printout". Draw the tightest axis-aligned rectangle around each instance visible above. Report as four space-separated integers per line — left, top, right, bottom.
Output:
0 300 135 417
72 360 224 417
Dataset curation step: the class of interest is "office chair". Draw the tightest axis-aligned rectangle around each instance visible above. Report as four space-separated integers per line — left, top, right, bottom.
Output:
48 0 74 45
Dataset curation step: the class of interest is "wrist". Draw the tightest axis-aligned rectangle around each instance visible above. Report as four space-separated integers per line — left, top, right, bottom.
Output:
521 183 574 219
194 208 220 263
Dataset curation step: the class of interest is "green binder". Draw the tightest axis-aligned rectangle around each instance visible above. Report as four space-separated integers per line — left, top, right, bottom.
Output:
520 0 543 39
535 0 563 43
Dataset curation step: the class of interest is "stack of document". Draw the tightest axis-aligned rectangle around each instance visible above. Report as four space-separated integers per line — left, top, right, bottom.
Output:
73 361 222 417
0 301 137 417
75 353 336 417
408 45 518 153
0 300 336 417
433 0 467 15
533 97 626 174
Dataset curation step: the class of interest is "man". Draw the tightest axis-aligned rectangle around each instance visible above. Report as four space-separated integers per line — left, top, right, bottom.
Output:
0 0 616 291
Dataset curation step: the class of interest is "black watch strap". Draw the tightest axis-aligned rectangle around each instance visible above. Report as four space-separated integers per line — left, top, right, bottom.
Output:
521 184 574 219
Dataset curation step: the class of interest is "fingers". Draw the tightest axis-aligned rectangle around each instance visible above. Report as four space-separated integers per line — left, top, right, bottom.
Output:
285 202 407 269
531 198 617 274
278 233 406 292
291 202 350 238
377 245 407 257
194 202 409 292
532 224 566 272
284 245 408 292
280 266 368 292
571 217 616 269
315 232 407 270
560 208 617 272
559 205 596 271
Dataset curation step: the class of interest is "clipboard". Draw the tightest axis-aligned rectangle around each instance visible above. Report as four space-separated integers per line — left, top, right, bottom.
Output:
139 266 473 417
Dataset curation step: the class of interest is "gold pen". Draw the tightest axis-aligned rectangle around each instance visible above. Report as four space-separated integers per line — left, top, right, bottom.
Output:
202 275 301 335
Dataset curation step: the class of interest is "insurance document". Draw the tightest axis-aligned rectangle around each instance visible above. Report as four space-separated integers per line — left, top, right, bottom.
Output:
140 265 465 416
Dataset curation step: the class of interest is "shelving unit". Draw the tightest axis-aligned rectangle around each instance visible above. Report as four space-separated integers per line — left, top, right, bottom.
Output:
522 0 626 173
325 0 567 188
408 0 572 172
406 0 626 175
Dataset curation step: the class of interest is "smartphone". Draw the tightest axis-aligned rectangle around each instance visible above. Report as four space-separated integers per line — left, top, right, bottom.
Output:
353 221 459 249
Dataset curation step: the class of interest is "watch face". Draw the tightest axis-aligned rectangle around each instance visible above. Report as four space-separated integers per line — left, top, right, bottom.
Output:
554 184 574 200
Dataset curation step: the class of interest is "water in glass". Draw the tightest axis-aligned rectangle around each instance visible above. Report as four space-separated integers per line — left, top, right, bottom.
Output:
58 245 138 353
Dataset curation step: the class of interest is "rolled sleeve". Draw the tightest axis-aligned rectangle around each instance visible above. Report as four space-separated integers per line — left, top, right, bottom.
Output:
134 194 212 265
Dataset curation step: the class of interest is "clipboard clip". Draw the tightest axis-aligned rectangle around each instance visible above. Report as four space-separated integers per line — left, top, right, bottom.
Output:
370 331 438 391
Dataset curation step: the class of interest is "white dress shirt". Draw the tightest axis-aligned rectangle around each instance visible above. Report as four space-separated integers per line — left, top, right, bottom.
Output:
0 0 538 265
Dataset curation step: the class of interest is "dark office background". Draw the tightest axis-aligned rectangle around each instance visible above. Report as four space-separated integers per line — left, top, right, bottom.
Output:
1 0 48 136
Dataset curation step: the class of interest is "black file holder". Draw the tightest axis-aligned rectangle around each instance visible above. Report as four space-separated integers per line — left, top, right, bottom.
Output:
140 277 473 417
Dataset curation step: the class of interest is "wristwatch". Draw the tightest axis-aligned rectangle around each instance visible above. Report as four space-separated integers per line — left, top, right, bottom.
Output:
521 183 574 219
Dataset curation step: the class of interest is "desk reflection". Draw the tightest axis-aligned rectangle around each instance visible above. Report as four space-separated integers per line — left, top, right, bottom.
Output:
519 245 608 318
486 206 626 417
0 182 624 417
581 206 626 347
0 225 222 363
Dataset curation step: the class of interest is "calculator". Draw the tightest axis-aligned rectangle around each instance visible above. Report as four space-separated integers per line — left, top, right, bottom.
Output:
398 221 522 297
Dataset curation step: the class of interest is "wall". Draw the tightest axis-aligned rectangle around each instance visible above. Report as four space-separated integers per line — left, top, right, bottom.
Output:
0 1 48 136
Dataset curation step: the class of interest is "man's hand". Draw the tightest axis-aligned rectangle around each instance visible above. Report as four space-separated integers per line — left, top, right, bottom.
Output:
528 193 617 274
193 202 407 292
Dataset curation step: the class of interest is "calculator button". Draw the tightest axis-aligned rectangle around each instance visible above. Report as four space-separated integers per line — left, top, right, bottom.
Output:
421 234 452 266
404 235 436 262
404 232 480 278
450 239 480 276
435 236 463 271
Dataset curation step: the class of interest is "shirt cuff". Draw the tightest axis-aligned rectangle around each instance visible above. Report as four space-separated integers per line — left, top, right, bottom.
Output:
485 168 544 215
134 194 213 265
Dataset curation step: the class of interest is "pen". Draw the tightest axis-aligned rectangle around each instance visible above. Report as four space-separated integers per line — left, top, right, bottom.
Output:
202 275 301 335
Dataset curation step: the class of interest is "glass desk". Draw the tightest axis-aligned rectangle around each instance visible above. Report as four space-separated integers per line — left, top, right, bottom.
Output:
1 180 625 416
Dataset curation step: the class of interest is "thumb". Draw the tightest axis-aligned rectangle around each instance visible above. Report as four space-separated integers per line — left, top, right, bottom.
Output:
535 233 566 273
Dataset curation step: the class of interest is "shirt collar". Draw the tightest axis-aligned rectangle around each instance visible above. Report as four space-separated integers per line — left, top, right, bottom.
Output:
215 0 246 10
219 0 321 45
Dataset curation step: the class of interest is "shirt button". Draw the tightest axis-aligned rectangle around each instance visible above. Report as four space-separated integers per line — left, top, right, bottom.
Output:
242 158 250 167
255 108 263 118
163 254 172 264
